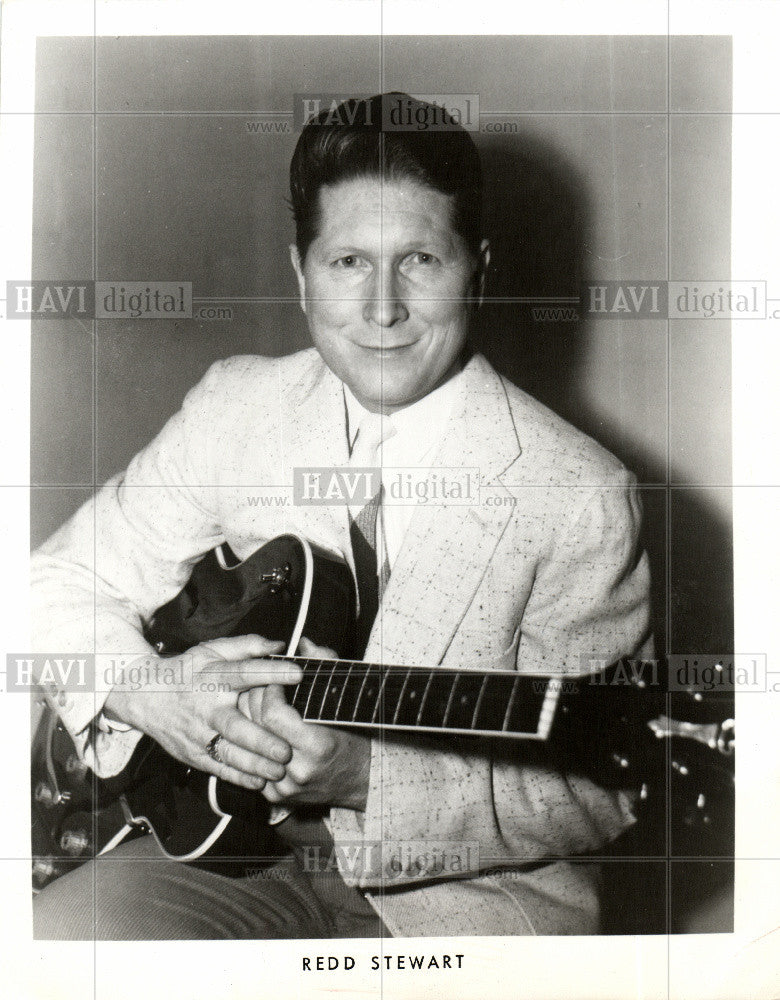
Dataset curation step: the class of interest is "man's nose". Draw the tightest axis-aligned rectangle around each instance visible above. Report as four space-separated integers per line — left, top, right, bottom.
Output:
362 265 409 327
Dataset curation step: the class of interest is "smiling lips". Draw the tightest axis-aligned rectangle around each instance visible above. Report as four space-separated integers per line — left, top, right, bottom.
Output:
358 342 417 352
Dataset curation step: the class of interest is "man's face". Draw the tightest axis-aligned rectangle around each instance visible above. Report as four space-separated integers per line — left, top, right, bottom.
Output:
290 175 489 413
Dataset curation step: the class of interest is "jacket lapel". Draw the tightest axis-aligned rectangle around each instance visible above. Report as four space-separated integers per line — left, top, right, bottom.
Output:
276 353 355 573
364 354 524 667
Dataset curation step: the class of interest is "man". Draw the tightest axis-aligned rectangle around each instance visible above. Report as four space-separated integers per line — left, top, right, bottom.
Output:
32 93 652 939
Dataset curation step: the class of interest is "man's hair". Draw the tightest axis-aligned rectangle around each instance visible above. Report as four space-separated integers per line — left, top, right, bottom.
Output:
289 92 483 261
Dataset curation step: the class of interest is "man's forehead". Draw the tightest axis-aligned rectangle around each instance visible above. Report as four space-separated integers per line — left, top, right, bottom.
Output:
315 176 457 244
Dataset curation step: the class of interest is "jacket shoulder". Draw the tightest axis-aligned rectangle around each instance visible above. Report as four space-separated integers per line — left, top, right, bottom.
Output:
204 348 322 389
498 372 631 485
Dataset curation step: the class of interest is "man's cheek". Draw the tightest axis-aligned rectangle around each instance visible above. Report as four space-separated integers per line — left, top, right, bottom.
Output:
308 298 355 332
415 310 468 349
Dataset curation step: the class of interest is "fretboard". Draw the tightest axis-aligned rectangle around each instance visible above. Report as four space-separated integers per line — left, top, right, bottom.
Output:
269 656 562 740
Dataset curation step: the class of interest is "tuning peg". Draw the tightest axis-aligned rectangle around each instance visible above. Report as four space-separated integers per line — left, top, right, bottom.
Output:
59 829 90 856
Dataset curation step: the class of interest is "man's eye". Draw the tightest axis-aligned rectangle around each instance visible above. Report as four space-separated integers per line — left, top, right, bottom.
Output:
333 255 364 268
408 252 438 265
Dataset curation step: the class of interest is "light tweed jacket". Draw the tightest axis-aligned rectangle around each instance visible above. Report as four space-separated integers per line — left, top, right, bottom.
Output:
32 348 653 937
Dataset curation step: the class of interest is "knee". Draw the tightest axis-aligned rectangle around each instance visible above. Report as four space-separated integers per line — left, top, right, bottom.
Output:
34 864 96 940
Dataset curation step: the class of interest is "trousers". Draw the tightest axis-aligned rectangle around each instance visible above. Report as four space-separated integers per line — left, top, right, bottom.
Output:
34 815 387 941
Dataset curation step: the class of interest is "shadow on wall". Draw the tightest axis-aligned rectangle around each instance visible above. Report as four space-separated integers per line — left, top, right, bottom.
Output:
472 133 733 657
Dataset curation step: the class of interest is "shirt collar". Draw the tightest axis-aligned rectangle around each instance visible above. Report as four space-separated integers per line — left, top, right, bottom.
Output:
343 368 464 458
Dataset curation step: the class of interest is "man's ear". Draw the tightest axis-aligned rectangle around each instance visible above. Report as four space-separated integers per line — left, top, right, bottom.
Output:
289 244 307 315
475 239 491 306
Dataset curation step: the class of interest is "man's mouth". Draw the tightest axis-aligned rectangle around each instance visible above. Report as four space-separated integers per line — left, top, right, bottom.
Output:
357 341 417 352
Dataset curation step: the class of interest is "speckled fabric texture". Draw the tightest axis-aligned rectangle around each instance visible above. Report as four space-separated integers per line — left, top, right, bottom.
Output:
31 348 652 936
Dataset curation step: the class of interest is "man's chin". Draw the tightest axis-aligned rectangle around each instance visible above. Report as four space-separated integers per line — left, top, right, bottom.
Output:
347 379 424 414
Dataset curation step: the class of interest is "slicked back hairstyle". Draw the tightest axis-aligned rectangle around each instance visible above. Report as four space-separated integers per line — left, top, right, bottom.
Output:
289 92 483 262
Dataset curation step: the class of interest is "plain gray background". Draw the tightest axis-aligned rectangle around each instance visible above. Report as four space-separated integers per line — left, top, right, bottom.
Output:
30 34 733 661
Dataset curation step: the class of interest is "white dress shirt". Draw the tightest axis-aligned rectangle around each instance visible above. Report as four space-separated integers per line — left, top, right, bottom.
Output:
343 369 464 572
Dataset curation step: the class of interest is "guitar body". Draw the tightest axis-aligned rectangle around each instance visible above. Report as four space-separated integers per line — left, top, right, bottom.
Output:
32 534 356 890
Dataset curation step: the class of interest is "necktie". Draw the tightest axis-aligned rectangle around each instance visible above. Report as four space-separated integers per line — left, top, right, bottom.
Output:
348 414 395 658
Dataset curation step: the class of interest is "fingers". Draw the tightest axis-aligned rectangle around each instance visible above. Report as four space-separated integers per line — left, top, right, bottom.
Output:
213 704 293 767
202 655 304 692
194 708 288 786
298 636 338 659
199 634 285 660
258 685 333 757
203 738 286 784
261 777 292 804
244 685 264 720
159 717 270 791
237 689 252 718
208 761 267 791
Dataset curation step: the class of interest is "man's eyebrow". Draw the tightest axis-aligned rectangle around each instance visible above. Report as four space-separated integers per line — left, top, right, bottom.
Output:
315 225 460 257
393 234 459 256
315 244 368 259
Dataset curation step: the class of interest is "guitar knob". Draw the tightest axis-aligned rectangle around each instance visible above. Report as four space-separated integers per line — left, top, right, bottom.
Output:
35 782 71 807
32 858 58 885
60 829 90 856
34 782 56 807
262 563 292 595
717 719 735 755
697 793 712 823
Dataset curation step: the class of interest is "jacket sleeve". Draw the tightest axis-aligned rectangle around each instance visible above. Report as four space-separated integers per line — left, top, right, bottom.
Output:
30 361 229 776
327 471 653 889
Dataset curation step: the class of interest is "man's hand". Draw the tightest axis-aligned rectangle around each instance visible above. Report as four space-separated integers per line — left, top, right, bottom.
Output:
242 637 372 811
102 634 301 789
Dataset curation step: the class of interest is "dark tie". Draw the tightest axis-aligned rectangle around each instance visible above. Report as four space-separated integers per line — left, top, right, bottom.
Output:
348 416 394 658
350 489 383 658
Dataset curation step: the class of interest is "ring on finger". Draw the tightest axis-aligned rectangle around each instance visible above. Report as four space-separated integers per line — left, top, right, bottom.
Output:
206 732 227 765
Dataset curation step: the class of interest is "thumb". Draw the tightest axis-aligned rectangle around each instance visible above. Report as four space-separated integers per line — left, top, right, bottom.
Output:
298 636 338 659
199 634 285 661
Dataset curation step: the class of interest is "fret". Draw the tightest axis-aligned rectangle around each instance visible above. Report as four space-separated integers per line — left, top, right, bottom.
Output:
392 666 432 728
333 660 354 721
415 670 436 727
501 675 520 733
302 660 327 721
440 673 459 729
391 668 413 726
290 664 318 715
352 664 383 725
316 659 341 721
369 669 390 725
470 673 489 730
350 664 373 723
472 674 519 732
417 671 460 729
377 667 410 727
289 677 304 709
335 664 365 723
503 676 549 735
443 671 487 730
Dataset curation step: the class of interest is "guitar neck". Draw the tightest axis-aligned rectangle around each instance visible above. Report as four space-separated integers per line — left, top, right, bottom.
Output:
271 656 562 740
